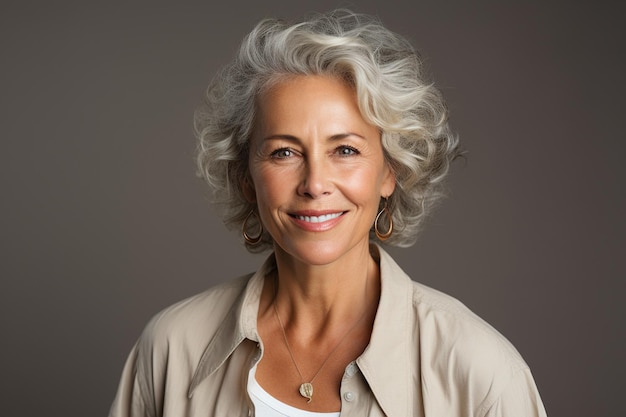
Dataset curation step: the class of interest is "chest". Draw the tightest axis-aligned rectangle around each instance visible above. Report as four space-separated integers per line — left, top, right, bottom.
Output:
183 341 390 417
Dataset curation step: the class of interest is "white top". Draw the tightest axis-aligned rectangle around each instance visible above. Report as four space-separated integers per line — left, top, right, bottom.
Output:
248 365 341 417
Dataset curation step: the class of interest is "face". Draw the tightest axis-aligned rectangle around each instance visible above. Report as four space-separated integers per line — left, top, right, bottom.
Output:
246 75 395 266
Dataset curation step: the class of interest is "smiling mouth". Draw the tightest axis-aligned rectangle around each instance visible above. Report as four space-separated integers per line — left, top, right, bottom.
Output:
293 212 344 223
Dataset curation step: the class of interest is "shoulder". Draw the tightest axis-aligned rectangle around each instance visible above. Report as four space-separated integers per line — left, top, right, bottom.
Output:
109 274 254 417
375 246 544 415
378 245 527 376
138 274 253 350
410 280 532 411
411 280 524 366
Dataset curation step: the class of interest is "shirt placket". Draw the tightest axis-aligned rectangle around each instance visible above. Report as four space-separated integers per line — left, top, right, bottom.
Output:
339 361 386 416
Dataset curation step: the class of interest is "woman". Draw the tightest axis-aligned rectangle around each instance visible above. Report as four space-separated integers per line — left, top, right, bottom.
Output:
109 10 546 417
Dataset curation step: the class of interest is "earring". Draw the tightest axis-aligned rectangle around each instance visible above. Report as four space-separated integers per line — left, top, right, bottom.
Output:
375 197 393 241
242 210 263 245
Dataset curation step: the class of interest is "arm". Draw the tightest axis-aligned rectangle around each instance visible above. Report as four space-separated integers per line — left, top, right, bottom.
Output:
108 342 156 417
482 367 547 417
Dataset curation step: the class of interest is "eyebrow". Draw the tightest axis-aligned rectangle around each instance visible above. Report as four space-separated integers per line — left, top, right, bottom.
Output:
261 132 367 143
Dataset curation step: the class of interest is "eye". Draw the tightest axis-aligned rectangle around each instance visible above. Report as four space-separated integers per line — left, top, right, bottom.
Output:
336 145 359 156
270 148 295 159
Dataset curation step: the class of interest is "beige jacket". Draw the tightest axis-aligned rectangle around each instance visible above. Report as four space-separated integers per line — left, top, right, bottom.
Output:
109 245 547 417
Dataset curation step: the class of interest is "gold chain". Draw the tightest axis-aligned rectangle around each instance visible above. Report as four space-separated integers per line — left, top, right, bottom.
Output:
271 277 370 403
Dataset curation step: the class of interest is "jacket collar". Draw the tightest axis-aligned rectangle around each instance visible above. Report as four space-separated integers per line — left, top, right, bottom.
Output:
357 244 413 416
187 255 274 397
188 246 413 416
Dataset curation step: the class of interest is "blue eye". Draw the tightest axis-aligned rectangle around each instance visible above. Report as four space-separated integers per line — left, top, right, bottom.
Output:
337 146 359 156
271 148 294 158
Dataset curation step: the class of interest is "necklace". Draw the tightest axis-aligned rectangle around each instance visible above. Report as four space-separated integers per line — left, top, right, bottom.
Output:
272 293 370 403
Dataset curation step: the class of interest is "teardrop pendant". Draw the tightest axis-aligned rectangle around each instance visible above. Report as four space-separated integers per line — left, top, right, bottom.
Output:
299 382 313 403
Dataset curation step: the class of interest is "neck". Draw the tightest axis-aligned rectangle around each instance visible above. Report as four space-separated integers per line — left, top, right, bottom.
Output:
265 242 380 342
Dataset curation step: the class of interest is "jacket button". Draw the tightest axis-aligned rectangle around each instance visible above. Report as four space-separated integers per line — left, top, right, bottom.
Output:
344 391 355 402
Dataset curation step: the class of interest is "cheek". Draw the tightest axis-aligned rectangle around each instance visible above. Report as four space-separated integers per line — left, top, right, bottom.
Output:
339 163 388 204
251 165 291 207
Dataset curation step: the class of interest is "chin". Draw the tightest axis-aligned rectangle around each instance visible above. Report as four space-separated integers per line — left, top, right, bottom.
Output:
276 237 369 267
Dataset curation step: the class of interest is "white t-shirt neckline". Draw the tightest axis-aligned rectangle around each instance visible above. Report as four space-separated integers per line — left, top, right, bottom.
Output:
247 365 341 417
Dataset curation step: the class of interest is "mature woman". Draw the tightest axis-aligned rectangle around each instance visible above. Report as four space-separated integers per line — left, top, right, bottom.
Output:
109 10 546 417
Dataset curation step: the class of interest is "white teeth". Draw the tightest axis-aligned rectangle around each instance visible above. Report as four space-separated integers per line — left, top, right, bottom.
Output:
296 212 342 223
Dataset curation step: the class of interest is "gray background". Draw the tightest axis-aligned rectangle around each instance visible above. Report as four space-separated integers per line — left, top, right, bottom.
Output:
1 1 624 416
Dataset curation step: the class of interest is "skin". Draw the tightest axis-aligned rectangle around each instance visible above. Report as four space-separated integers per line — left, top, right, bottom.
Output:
245 75 395 412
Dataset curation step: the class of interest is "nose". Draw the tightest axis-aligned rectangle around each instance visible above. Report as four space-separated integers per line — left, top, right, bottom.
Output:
297 155 333 199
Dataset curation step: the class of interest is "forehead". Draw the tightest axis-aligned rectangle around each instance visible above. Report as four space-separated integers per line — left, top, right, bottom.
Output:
254 75 371 134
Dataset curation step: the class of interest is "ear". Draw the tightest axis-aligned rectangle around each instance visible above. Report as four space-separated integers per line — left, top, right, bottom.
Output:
241 175 257 203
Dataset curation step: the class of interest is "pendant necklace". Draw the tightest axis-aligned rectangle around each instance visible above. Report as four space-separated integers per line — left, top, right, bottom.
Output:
272 279 370 403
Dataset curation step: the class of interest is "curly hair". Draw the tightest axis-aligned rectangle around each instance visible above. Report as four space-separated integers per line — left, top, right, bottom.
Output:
195 10 460 251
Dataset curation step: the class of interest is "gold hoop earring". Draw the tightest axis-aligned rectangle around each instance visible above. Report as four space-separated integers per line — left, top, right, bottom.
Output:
242 210 263 245
375 198 393 241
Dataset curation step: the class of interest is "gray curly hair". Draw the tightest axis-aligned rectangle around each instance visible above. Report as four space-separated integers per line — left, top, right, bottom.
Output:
195 10 460 251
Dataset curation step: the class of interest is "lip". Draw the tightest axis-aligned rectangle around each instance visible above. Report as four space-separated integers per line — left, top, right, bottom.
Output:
288 210 346 232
